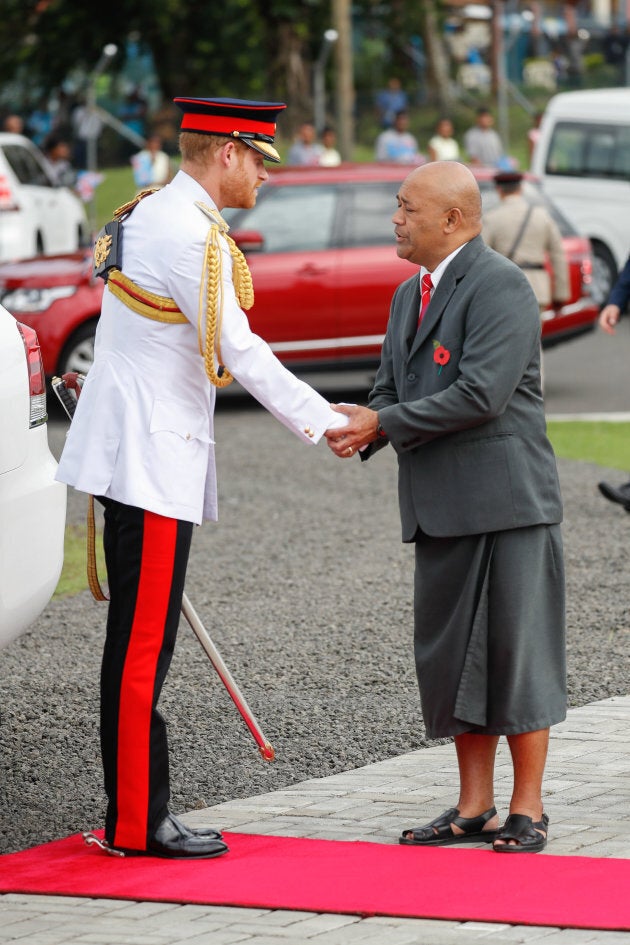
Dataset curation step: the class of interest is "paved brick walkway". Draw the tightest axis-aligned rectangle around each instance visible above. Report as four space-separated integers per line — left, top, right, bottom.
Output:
2 696 629 944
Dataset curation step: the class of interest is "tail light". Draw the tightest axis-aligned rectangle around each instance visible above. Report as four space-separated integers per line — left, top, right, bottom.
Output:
580 254 593 292
564 239 593 295
16 322 47 427
0 174 19 211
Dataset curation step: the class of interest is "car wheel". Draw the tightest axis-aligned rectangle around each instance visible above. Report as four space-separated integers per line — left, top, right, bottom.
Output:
58 321 97 376
590 242 618 308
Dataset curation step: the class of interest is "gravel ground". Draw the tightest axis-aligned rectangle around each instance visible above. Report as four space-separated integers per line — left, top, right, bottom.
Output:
1 390 628 855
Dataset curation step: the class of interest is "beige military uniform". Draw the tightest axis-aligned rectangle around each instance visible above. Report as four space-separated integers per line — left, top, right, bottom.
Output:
482 193 570 308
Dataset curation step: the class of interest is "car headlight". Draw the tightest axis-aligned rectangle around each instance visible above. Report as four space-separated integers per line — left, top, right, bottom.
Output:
0 285 77 313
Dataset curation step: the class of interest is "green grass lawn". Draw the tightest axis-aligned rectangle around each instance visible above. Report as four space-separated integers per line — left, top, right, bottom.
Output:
55 421 629 599
54 524 107 599
546 421 630 472
92 165 137 230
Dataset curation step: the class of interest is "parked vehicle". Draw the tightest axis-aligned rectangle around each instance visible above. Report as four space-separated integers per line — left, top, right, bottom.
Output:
0 132 88 263
0 163 598 379
530 87 630 307
0 304 66 649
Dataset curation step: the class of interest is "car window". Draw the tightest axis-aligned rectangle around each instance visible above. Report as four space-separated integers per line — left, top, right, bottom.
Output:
544 121 630 181
228 185 337 253
1 143 53 187
341 182 400 247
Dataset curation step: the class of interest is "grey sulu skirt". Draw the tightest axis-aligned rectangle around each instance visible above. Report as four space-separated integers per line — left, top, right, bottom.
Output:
413 523 566 739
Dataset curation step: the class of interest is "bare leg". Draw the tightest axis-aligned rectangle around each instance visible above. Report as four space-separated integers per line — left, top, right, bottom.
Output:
451 732 501 834
494 727 550 847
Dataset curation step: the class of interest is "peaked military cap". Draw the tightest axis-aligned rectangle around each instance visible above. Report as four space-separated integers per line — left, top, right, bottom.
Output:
174 96 286 163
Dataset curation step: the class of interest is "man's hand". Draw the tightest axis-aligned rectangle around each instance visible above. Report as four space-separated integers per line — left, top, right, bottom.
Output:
599 304 621 335
325 404 379 458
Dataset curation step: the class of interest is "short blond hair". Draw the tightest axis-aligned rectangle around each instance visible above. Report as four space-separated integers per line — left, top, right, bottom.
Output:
178 131 226 162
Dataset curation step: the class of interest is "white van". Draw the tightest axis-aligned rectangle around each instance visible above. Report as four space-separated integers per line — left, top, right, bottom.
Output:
531 87 630 307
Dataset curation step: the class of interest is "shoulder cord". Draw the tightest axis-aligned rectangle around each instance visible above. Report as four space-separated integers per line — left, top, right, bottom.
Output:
109 197 255 389
196 203 254 389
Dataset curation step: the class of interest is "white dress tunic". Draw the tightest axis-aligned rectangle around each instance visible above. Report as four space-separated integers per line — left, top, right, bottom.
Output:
56 170 346 523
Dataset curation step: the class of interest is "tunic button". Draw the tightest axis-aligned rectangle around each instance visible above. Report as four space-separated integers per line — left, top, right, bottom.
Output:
407 373 416 381
185 432 191 440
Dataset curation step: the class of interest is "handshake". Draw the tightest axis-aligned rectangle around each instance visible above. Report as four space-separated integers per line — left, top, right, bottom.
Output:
325 403 381 459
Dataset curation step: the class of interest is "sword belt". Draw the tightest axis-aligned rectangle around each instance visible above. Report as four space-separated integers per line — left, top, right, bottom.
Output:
107 270 187 324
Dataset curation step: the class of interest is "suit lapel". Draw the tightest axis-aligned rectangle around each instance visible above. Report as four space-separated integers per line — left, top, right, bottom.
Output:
408 236 485 359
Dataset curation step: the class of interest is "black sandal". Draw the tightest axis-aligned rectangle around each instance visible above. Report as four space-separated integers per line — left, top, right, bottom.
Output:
492 812 549 854
399 806 498 846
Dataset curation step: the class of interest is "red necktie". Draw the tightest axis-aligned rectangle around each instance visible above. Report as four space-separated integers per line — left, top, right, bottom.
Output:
419 273 433 325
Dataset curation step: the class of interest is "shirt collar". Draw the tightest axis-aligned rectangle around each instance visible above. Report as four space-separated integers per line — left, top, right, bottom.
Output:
421 241 468 290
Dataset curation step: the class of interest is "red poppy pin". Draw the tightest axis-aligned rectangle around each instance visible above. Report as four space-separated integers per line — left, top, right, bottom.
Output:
432 340 451 374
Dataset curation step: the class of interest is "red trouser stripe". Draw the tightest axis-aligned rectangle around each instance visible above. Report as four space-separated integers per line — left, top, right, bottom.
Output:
113 512 177 850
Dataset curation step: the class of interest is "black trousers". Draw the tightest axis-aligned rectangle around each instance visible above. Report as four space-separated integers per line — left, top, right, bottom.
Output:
100 499 193 849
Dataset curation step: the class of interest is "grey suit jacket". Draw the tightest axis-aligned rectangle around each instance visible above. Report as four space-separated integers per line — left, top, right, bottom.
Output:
363 235 563 540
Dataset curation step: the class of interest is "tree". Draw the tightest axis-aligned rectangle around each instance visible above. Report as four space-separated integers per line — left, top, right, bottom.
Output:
0 1 337 138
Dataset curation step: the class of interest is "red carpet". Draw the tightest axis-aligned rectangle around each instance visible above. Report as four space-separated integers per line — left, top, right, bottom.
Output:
1 831 629 930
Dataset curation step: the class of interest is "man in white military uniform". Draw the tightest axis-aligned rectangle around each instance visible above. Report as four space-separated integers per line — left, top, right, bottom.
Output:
56 97 349 860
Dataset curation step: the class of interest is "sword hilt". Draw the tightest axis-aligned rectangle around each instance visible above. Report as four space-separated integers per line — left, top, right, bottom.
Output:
51 375 77 420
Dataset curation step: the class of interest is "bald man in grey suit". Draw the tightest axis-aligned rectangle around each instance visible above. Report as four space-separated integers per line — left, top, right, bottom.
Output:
327 161 566 854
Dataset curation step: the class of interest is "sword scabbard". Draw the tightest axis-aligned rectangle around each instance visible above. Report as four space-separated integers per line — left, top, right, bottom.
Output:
181 593 275 762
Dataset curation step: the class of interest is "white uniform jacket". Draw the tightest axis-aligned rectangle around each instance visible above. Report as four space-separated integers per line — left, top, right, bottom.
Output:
56 170 346 524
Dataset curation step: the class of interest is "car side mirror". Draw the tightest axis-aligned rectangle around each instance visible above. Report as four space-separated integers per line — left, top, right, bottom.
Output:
230 230 265 253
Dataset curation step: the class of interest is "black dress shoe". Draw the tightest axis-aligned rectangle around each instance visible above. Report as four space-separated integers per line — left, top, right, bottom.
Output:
598 479 630 510
145 813 229 859
167 812 223 840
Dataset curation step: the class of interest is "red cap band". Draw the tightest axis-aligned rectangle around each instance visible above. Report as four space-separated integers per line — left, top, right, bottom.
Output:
179 113 276 137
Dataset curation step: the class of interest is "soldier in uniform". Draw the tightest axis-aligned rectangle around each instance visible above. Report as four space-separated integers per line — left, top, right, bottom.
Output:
482 170 570 314
56 97 349 860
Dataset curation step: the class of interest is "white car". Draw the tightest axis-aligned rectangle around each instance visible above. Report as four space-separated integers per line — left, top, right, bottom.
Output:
531 87 630 306
0 303 66 648
0 132 88 263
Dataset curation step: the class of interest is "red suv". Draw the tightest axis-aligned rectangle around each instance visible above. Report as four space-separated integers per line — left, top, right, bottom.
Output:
0 163 598 378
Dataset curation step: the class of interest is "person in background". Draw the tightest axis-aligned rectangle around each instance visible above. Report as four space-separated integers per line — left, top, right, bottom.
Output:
375 77 408 129
375 110 422 165
42 134 77 187
131 133 173 189
482 171 570 315
287 121 324 165
603 24 630 84
319 126 341 167
71 97 103 169
483 169 570 389
427 118 460 162
326 161 565 856
596 253 630 510
463 107 504 167
3 114 24 134
55 95 348 861
27 97 53 147
119 86 148 159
